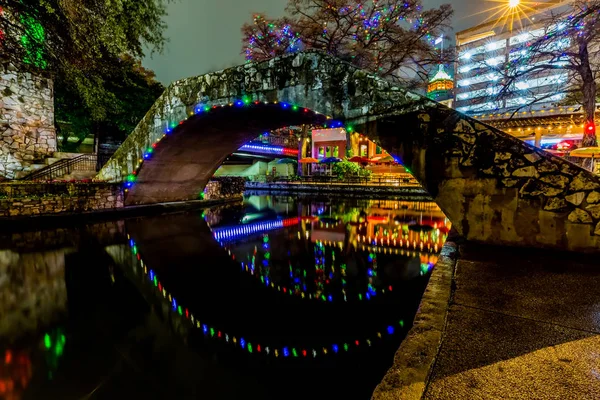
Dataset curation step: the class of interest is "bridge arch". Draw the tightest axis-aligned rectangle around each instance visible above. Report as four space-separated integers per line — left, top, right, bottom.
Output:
98 51 600 253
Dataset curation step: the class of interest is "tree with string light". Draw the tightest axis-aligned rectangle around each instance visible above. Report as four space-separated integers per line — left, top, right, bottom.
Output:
241 0 453 85
484 0 600 148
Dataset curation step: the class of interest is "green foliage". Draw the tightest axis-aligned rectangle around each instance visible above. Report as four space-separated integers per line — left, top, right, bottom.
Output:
55 55 164 151
0 0 172 119
332 160 372 179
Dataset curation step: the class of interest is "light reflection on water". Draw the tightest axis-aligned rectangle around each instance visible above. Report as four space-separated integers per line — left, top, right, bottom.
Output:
0 194 449 400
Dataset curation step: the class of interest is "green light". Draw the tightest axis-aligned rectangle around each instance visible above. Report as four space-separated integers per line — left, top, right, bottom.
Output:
292 105 299 111
204 106 210 112
358 294 363 300
153 276 158 286
248 343 253 353
210 328 215 337
133 246 137 255
292 348 298 357
399 320 405 327
344 343 349 351
147 148 153 153
264 252 270 260
44 333 51 349
242 95 251 105
127 174 136 182
178 305 182 315
347 126 354 132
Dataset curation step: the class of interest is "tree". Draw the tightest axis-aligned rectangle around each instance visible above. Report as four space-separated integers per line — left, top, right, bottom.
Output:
242 0 453 85
54 55 164 151
483 1 600 148
0 0 172 120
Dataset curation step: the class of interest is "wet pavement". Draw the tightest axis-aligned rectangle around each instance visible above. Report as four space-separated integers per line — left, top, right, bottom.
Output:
424 245 600 400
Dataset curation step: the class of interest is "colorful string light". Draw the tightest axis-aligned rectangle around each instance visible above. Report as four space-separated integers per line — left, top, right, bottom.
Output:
126 235 407 358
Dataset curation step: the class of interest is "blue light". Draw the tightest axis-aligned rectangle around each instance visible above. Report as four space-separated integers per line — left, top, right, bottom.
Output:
202 324 208 334
212 219 285 241
328 295 333 302
126 182 133 188
238 143 286 155
240 338 246 349
387 326 394 335
281 103 288 108
332 344 339 353
235 101 244 107
149 270 154 281
144 153 150 159
283 347 289 357
172 298 177 310
129 239 134 247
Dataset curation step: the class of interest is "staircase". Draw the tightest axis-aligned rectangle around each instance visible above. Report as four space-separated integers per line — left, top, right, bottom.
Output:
20 153 100 181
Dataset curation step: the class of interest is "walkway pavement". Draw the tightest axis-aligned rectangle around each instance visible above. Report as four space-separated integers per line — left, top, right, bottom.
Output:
424 245 600 399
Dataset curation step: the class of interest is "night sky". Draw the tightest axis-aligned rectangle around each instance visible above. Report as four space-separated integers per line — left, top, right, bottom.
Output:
143 0 490 85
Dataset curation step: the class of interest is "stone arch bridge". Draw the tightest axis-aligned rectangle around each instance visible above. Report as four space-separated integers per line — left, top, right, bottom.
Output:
98 51 600 253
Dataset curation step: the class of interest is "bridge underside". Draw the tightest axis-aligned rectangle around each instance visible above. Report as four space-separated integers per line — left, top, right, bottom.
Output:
125 106 323 205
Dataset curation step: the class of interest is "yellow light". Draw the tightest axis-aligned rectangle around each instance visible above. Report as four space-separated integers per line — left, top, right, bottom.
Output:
509 0 520 7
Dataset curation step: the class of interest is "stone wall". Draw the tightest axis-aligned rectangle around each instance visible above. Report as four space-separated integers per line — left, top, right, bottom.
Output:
0 182 123 217
203 177 246 200
0 62 56 180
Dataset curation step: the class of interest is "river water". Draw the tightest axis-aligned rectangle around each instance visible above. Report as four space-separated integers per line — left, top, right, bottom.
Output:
0 193 449 400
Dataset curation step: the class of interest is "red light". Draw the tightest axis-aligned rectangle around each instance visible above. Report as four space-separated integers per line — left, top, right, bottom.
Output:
257 345 261 352
152 143 157 148
302 350 307 357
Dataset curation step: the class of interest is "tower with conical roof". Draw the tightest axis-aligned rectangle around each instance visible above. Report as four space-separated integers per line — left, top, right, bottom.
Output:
427 65 454 105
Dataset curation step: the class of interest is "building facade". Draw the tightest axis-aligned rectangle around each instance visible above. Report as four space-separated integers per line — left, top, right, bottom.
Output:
453 0 588 147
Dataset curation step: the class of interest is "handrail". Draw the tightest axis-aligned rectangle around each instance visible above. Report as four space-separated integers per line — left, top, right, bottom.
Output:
21 154 98 181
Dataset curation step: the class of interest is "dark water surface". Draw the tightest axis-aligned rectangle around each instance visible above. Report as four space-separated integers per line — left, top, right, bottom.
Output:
0 194 449 400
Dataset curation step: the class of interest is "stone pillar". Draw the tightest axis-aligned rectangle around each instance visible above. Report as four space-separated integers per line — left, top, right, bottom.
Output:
0 63 56 180
534 130 542 148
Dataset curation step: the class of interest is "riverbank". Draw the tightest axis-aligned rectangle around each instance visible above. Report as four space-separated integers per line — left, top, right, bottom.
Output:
0 196 243 231
246 181 429 196
373 241 600 400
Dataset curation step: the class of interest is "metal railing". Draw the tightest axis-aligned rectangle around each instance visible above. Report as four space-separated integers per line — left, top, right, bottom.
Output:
248 174 421 187
21 154 98 181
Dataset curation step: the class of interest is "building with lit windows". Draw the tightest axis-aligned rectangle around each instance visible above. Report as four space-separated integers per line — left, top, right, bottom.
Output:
453 0 592 148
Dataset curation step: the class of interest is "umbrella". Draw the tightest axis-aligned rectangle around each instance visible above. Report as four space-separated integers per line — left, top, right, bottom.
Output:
348 156 372 163
320 157 342 164
569 147 600 158
299 157 319 163
277 158 297 164
372 155 396 164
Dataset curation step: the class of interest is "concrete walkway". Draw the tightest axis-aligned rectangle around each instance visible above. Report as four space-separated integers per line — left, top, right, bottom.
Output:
424 245 600 400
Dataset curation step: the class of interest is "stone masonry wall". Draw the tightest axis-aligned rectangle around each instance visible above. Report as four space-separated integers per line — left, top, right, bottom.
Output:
0 182 123 217
0 62 56 180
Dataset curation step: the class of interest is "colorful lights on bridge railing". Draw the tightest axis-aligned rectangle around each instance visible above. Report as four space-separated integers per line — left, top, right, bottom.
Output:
126 235 407 360
212 217 300 241
122 98 361 193
237 143 299 156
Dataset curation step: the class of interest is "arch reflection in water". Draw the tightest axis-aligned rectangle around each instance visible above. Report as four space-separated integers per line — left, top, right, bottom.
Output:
205 195 450 303
126 235 406 359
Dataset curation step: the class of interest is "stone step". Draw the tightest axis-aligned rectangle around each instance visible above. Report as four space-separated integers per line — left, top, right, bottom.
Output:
52 152 85 159
44 157 61 165
60 171 98 181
